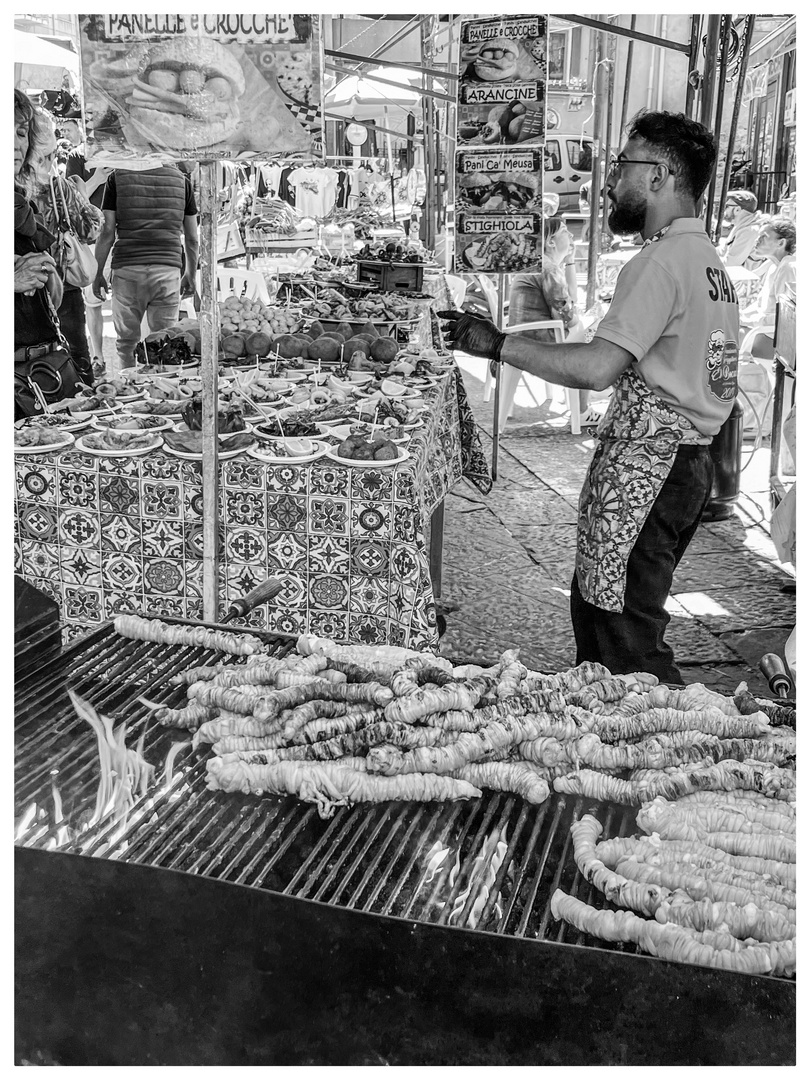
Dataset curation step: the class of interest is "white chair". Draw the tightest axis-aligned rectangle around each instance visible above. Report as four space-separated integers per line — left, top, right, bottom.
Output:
444 273 468 309
737 322 776 446
485 320 582 436
196 266 273 305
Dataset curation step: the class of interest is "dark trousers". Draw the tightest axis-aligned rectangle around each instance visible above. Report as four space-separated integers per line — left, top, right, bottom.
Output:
570 444 714 684
57 286 92 381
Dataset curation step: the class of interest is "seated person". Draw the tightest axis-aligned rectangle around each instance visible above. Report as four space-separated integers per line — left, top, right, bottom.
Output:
718 190 761 268
501 217 598 428
740 220 796 359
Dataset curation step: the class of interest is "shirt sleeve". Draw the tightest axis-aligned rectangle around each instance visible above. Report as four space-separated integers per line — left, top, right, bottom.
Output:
593 254 678 361
101 172 117 212
64 152 88 184
184 177 198 216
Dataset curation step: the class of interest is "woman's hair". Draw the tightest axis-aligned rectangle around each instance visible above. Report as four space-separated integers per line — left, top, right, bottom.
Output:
544 215 566 249
770 220 796 255
29 107 57 188
14 89 51 196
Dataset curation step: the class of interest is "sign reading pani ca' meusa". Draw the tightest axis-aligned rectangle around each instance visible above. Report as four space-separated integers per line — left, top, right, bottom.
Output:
455 148 543 215
79 13 321 165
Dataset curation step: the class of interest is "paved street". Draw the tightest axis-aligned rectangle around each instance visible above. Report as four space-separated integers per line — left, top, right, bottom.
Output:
437 353 795 698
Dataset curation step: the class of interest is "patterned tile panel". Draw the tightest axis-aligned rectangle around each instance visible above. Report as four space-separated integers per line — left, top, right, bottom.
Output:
14 365 490 650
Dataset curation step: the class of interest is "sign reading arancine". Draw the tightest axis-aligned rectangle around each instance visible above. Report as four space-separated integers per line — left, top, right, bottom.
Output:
103 14 301 42
460 81 542 106
461 16 544 44
79 12 321 165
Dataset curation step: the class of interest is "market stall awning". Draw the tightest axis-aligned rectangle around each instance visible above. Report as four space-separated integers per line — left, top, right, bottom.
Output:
326 66 445 119
14 28 80 91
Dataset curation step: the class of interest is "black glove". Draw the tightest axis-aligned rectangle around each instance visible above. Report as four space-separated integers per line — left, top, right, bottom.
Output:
437 310 506 362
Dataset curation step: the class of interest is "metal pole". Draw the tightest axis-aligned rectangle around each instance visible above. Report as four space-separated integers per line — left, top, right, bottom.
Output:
602 29 617 246
491 275 506 481
685 15 703 119
618 14 637 138
699 15 722 130
421 18 435 249
586 32 604 310
714 15 756 243
199 161 220 622
704 16 731 234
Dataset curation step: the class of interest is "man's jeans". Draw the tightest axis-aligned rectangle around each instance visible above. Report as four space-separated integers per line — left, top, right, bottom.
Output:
111 264 181 368
570 444 714 684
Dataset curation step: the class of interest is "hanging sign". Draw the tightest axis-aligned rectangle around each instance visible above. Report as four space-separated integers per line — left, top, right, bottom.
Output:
453 16 546 274
454 212 544 273
345 122 368 146
78 13 322 165
456 15 546 147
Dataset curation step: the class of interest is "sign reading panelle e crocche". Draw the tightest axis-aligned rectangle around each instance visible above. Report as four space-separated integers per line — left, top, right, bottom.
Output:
78 13 322 164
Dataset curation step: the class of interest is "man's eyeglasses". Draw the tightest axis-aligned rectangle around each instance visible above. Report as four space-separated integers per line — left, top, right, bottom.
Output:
608 155 669 177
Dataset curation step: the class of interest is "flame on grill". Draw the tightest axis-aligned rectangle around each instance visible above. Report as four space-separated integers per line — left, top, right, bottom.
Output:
422 825 509 930
14 694 196 855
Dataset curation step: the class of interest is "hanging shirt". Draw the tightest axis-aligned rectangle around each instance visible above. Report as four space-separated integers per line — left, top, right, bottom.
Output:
287 167 338 218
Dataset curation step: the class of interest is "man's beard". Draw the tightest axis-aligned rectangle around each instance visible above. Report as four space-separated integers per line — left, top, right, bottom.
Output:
608 191 647 235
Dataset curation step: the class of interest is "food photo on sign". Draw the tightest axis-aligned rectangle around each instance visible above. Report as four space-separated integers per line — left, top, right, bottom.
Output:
457 15 546 146
454 212 543 274
455 148 543 212
79 13 321 164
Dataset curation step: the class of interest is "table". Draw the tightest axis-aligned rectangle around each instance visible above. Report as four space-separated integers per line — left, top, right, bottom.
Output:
15 365 490 648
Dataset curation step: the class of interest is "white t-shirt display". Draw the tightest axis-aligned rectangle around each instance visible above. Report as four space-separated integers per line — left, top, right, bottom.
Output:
287 167 339 218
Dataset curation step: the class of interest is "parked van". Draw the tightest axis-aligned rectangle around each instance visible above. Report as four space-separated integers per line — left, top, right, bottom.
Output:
543 133 594 212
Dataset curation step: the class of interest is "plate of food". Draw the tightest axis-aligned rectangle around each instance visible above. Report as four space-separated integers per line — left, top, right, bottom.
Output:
14 425 75 454
326 435 410 468
129 398 187 417
93 414 176 433
75 431 163 457
161 430 255 460
248 437 328 464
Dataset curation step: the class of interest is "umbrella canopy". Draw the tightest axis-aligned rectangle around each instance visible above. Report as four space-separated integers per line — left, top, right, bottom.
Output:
326 66 444 120
14 29 80 91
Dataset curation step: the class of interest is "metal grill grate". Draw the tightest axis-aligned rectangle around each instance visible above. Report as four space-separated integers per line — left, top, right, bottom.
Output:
12 624 789 967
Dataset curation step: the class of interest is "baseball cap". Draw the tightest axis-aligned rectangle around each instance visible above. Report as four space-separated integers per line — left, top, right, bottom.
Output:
726 190 757 213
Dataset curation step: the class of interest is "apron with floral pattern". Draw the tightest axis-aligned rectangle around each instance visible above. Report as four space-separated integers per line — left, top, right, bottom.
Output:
574 364 705 612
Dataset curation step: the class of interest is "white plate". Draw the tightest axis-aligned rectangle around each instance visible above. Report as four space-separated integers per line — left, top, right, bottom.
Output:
112 389 147 403
14 430 75 454
248 439 328 465
326 445 410 468
93 415 176 433
75 433 163 457
161 434 256 461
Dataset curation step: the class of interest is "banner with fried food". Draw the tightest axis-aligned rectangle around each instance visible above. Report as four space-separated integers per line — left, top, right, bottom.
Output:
456 15 546 147
78 14 321 164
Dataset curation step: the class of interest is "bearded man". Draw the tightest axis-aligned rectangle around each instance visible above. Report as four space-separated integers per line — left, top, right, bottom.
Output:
440 111 740 682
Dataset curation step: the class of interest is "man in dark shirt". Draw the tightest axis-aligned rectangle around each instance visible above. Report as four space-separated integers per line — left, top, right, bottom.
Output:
92 163 198 369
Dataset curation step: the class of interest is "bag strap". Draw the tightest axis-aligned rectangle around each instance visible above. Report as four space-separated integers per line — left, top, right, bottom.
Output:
56 176 77 236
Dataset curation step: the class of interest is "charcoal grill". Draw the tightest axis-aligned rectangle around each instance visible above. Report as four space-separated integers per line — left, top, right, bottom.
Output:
15 622 795 1066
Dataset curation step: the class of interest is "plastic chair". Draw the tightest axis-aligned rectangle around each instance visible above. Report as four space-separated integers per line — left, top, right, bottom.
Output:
196 266 273 305
485 321 582 436
737 322 776 446
444 274 468 309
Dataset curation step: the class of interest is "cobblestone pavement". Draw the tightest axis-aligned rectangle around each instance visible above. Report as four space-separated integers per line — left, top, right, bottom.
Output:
436 355 795 698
